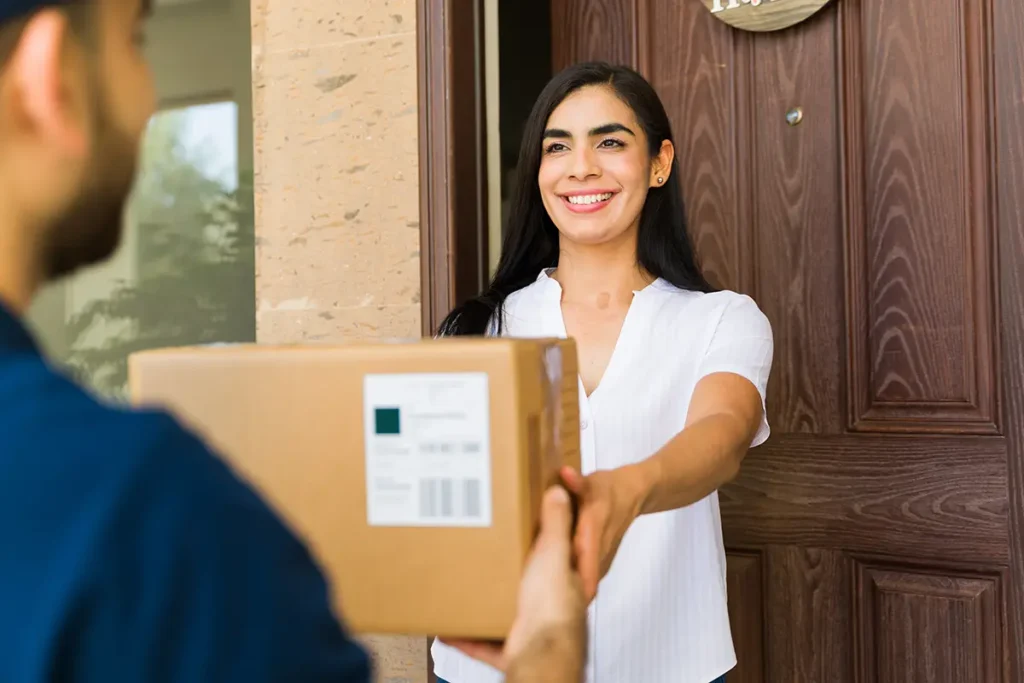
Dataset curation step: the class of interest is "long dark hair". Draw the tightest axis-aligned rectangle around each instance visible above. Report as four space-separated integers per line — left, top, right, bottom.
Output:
438 61 714 337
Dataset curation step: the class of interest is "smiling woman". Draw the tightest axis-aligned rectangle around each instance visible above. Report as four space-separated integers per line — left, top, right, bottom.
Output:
439 62 714 338
538 91 671 250
434 62 774 683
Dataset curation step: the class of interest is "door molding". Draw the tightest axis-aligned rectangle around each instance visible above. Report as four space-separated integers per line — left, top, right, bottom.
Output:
417 0 489 337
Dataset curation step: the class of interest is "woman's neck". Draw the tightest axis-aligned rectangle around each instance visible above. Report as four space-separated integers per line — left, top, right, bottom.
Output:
551 236 653 306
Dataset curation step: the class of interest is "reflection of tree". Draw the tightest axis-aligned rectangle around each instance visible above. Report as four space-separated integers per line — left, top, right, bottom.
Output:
65 108 255 399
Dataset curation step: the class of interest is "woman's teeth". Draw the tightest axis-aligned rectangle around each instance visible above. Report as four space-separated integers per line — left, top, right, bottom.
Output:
566 192 613 205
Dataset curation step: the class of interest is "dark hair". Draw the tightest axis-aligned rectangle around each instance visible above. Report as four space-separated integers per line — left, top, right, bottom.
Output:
438 61 714 337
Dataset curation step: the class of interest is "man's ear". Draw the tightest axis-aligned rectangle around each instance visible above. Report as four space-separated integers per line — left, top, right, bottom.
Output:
7 9 88 157
649 139 675 188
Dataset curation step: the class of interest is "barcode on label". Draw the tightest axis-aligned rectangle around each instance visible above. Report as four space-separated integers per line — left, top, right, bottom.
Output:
419 478 483 519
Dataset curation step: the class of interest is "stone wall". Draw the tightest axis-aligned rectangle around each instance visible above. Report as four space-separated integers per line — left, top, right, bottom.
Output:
251 0 426 680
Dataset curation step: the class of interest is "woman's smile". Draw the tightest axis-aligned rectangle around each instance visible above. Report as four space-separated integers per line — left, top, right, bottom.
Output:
558 189 619 214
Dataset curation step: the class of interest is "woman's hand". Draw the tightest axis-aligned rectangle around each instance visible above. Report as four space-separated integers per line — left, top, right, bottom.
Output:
560 464 649 602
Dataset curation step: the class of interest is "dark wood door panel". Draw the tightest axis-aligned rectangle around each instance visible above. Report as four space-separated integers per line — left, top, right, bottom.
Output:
721 434 1009 563
643 0 747 294
726 552 765 683
747 6 845 436
994 0 1024 675
644 0 850 437
835 0 995 438
765 547 853 683
854 562 1004 683
839 0 998 435
550 0 637 71
548 0 1024 678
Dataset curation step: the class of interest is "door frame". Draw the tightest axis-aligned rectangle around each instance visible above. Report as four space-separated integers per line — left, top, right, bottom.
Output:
417 0 490 337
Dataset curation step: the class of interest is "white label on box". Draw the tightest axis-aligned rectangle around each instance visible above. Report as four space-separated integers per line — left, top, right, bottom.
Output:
363 372 492 527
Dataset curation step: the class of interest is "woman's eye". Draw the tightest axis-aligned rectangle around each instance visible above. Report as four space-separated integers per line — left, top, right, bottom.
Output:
544 142 569 154
598 138 625 149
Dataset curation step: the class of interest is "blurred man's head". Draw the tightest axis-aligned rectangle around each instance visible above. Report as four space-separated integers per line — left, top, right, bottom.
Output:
0 0 153 309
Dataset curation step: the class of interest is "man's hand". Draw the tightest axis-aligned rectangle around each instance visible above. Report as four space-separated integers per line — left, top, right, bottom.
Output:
446 485 587 678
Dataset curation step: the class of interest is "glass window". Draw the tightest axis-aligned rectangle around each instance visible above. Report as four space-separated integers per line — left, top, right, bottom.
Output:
27 101 255 400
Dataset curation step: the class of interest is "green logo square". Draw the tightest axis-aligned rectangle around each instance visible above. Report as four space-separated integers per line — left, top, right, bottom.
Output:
374 407 401 435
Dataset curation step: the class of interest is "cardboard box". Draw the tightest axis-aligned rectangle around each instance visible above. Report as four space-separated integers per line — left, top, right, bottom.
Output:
128 338 580 640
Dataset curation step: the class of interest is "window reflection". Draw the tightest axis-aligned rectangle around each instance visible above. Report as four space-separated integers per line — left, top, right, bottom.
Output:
28 101 255 400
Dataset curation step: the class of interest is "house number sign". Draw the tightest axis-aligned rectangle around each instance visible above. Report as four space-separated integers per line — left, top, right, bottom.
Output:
702 0 833 32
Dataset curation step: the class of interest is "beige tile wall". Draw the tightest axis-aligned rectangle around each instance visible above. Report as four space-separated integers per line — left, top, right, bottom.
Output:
251 0 426 681
252 0 422 345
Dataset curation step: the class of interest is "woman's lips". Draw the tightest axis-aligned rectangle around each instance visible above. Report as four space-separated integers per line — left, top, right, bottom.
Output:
559 191 617 214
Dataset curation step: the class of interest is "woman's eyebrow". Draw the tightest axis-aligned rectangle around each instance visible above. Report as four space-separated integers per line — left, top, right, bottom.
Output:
543 128 572 140
542 123 636 140
590 123 635 137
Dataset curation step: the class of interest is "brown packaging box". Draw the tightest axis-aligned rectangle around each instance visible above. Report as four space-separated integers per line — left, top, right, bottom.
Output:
127 337 581 640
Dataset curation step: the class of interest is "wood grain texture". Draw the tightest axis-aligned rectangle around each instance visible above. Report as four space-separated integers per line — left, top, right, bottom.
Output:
721 434 1009 563
645 0 748 292
701 0 832 33
449 0 491 311
417 0 448 338
550 0 637 72
417 0 489 337
766 547 852 683
553 0 1021 678
993 0 1024 676
854 563 1002 683
750 4 843 434
840 0 998 434
727 552 765 683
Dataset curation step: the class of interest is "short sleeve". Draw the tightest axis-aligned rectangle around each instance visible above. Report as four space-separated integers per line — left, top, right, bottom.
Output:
696 294 774 447
69 415 373 683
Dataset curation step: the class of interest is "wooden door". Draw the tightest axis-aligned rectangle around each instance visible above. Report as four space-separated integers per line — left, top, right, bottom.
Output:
551 0 1024 680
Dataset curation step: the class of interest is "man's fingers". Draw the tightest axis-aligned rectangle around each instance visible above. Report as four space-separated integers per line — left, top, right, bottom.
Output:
578 568 598 603
574 524 600 602
536 485 574 550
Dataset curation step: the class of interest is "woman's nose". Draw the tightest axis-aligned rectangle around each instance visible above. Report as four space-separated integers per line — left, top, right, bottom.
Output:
568 148 600 181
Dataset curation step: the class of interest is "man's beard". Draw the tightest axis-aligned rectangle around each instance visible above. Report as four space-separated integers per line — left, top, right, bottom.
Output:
41 111 139 282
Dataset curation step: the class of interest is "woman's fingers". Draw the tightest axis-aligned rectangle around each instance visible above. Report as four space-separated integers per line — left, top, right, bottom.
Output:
559 466 587 495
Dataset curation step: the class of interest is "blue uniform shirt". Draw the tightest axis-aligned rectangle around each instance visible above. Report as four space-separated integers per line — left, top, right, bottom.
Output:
0 301 372 682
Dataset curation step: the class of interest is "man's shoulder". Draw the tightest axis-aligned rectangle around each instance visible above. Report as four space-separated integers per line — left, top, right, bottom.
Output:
0 362 374 682
0 351 173 449
0 355 275 547
77 403 289 554
0 359 204 489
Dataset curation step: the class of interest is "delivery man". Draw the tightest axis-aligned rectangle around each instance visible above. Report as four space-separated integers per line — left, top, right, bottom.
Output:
0 0 586 681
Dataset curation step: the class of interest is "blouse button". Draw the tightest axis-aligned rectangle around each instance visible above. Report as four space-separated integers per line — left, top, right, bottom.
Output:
580 419 589 430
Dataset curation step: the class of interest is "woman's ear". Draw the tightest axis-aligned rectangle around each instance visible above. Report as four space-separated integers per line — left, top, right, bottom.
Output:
649 139 675 188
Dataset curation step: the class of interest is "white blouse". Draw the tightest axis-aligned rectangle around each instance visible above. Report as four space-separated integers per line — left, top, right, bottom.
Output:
432 269 774 683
